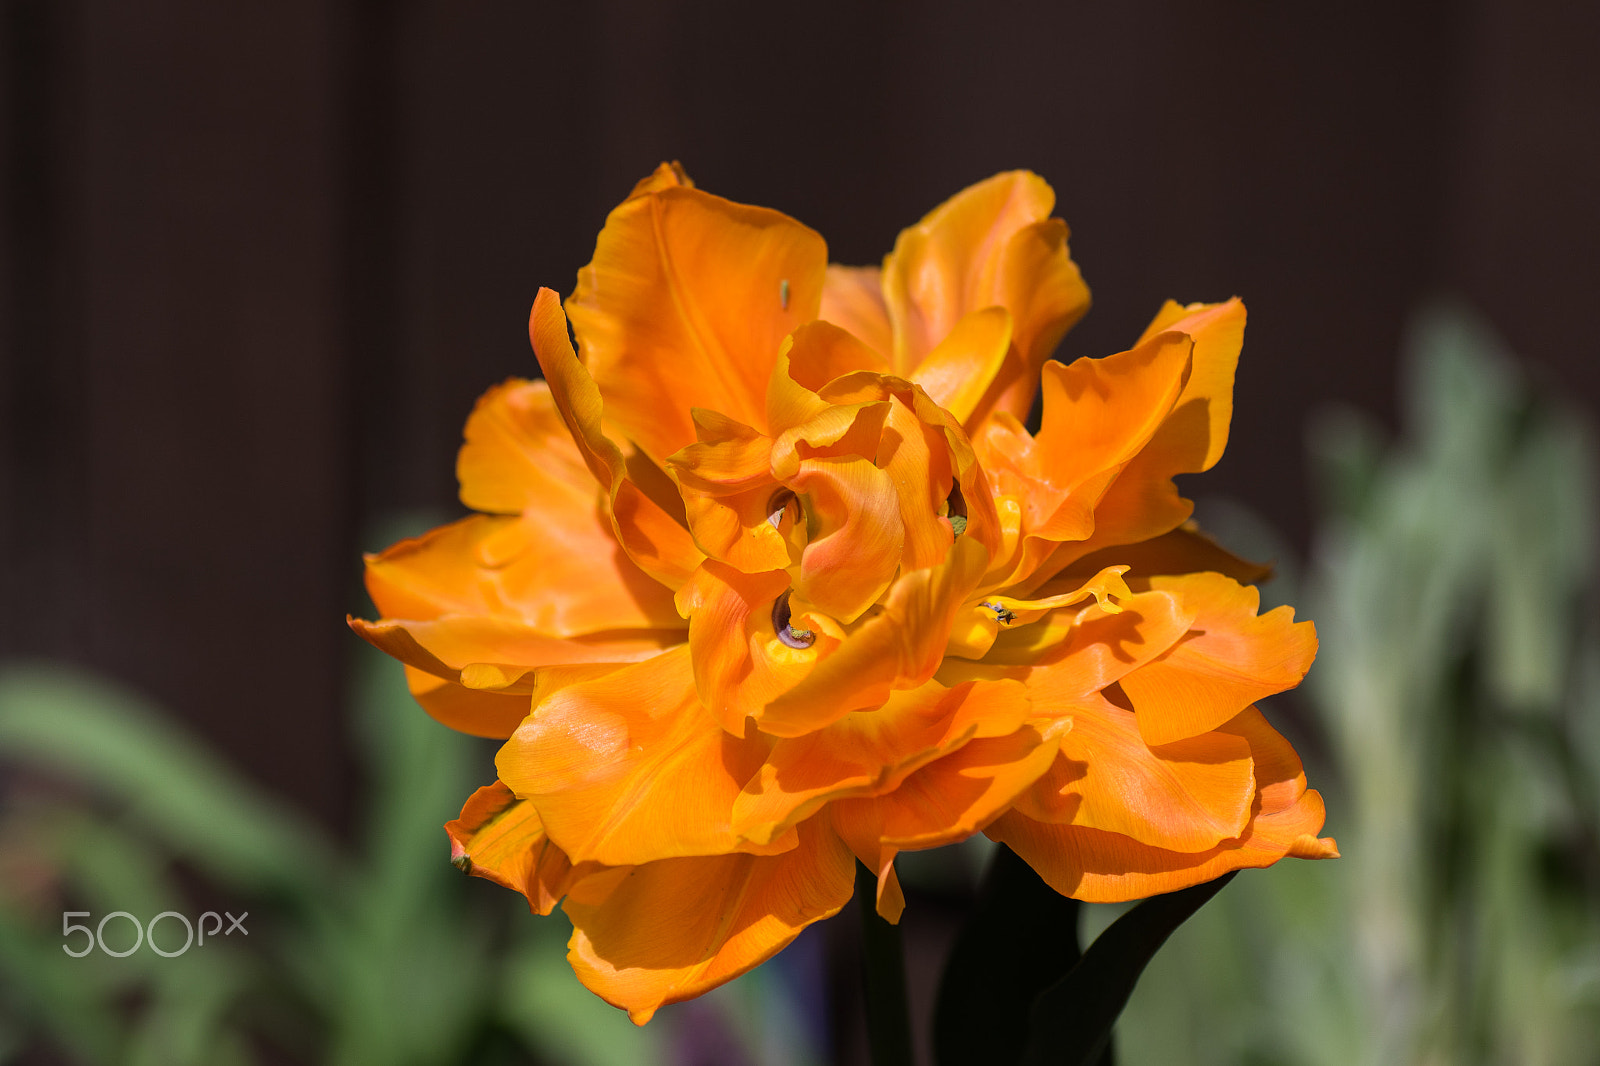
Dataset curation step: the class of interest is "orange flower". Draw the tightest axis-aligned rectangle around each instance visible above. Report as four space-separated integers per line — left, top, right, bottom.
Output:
352 164 1337 1024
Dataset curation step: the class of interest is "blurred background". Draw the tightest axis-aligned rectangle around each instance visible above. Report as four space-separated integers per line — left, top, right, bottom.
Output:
2 1 1598 1063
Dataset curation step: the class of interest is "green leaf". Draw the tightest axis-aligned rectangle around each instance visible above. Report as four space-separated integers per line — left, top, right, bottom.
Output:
0 664 336 895
1018 872 1236 1066
934 845 1087 1066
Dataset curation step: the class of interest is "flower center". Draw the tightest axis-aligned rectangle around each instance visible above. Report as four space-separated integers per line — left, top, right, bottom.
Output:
770 590 816 648
946 481 968 537
767 489 799 529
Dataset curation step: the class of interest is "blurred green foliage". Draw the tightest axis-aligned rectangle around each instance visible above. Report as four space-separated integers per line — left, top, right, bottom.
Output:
1112 305 1600 1065
0 643 822 1065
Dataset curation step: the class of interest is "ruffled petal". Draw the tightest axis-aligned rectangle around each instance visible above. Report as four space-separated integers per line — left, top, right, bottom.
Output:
366 508 682 638
1014 693 1256 852
789 455 905 622
761 536 990 737
457 378 597 515
495 647 787 866
907 307 1013 425
732 679 1029 845
1119 572 1317 746
766 321 891 435
564 816 855 1024
831 716 1068 852
676 562 839 736
530 288 705 588
445 780 582 914
819 264 893 357
987 706 1339 902
881 171 1055 374
404 665 531 738
566 183 827 462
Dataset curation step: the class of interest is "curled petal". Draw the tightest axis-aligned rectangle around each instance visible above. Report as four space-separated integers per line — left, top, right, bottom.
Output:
530 288 704 589
767 322 891 436
457 379 596 516
446 780 581 915
882 171 1060 374
404 665 531 739
733 678 1030 845
566 183 827 462
1119 572 1317 746
988 706 1338 902
1060 522 1273 588
366 509 682 638
907 306 1013 425
819 263 893 358
677 562 839 736
831 716 1068 854
977 587 1192 692
789 455 905 622
762 536 990 737
564 816 855 1024
496 647 787 866
1015 693 1256 852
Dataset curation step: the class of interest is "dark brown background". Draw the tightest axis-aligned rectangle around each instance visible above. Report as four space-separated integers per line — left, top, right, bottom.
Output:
3 0 1597 834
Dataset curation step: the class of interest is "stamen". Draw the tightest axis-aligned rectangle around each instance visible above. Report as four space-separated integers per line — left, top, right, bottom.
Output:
947 481 968 537
767 489 798 529
981 600 1017 624
771 590 816 648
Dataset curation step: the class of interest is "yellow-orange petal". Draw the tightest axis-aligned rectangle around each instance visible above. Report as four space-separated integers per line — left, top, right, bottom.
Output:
1031 330 1195 531
495 647 785 866
367 508 682 638
1015 693 1256 852
1119 572 1317 747
350 614 681 685
966 217 1092 428
404 665 531 739
819 263 893 356
978 587 1192 692
1057 522 1273 589
732 679 1029 845
881 171 1057 375
530 288 704 589
566 184 827 463
987 705 1338 902
760 535 990 737
564 815 855 1024
907 306 1013 425
789 455 905 622
457 378 596 516
446 780 581 915
677 562 838 736
830 717 1068 852
766 322 891 435
1133 298 1246 476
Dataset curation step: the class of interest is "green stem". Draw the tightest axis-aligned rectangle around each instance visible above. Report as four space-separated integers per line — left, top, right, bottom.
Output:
857 861 914 1066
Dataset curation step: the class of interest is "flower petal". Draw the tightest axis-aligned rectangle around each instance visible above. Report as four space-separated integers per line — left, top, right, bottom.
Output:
1119 573 1317 746
733 678 1029 845
564 816 855 1024
908 306 1013 425
987 706 1338 902
456 379 596 515
404 665 531 738
789 455 905 622
761 536 989 737
566 183 827 462
677 562 839 736
496 647 787 866
766 321 891 435
366 507 682 638
831 716 1068 852
445 780 581 914
882 171 1057 373
819 264 893 357
1014 693 1256 852
530 287 705 589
